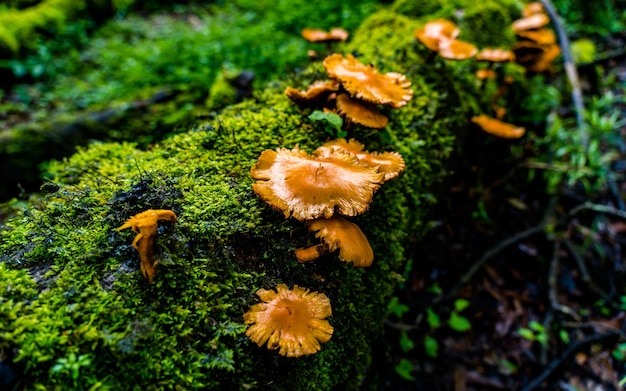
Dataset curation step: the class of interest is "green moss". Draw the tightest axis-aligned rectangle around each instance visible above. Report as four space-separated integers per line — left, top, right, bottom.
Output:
458 0 517 48
0 3 519 389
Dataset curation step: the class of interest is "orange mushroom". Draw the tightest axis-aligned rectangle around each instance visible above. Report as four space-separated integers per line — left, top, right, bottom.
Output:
334 93 388 129
301 27 349 43
476 48 515 63
323 53 413 108
512 13 550 33
250 146 384 221
243 284 334 357
522 2 545 17
471 115 526 139
414 19 460 51
437 39 478 60
117 209 177 284
315 138 405 182
476 68 497 80
513 40 561 73
294 216 374 267
414 19 477 60
515 28 556 45
284 80 340 105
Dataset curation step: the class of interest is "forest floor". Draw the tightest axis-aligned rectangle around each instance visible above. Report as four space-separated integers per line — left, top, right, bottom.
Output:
382 47 626 390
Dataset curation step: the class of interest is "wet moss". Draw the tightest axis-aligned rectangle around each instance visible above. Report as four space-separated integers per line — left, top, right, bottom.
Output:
0 2 518 389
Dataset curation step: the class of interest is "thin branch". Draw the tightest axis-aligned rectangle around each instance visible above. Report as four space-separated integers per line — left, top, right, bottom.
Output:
539 0 587 145
443 224 546 301
548 239 581 320
519 331 619 391
569 201 626 219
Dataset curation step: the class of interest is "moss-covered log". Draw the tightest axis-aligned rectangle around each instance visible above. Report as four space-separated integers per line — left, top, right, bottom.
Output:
0 2 519 389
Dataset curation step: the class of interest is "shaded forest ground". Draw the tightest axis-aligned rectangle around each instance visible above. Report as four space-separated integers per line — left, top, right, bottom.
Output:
1 1 626 390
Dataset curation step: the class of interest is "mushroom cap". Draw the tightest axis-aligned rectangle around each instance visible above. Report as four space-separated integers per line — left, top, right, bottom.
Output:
307 216 374 267
243 284 334 357
513 41 561 73
334 93 388 129
522 2 545 17
512 13 550 32
471 115 526 139
315 138 405 182
250 146 384 221
516 28 557 45
323 53 413 108
437 39 478 60
476 68 497 80
476 48 515 62
284 80 340 105
414 19 460 51
301 27 349 43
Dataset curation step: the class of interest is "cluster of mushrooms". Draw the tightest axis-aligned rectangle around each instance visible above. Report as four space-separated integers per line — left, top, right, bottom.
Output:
414 2 561 139
285 53 413 129
242 38 416 357
243 138 406 357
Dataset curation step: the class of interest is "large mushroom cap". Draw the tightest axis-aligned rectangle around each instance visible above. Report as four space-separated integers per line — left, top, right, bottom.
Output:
516 28 557 45
305 216 374 267
471 115 526 139
323 53 413 108
315 138 405 182
334 93 388 129
243 284 334 357
301 27 349 43
414 19 460 51
250 146 384 221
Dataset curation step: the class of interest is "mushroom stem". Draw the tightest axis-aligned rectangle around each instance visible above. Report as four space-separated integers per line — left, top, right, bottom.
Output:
294 243 330 263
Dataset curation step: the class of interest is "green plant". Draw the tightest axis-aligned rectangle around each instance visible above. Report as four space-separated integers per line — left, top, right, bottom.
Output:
527 92 624 194
50 352 93 386
518 320 548 347
308 110 346 138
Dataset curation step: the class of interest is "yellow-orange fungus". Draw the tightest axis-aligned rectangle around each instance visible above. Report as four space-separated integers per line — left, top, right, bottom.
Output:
323 53 413 108
250 146 384 221
117 209 177 284
243 284 334 357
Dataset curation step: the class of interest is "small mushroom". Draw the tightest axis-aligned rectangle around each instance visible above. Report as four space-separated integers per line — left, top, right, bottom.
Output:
250 146 384 221
301 27 349 43
414 19 477 60
476 48 515 63
315 138 405 182
414 19 460 51
522 2 545 17
323 53 413 108
334 93 388 129
512 13 550 33
515 28 556 45
476 68 498 80
243 284 334 357
284 80 340 105
471 114 526 139
117 209 177 284
294 216 374 267
437 39 478 60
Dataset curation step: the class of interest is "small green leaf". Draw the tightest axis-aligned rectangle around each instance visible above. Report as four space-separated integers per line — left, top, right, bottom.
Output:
399 331 415 352
559 329 570 344
448 312 471 332
454 299 470 312
426 308 440 329
424 335 438 358
394 358 415 381
387 297 409 318
324 112 343 130
529 321 545 333
308 110 326 121
518 328 536 341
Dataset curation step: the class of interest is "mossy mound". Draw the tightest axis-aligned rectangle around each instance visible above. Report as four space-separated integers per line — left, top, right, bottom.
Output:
0 2 515 389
